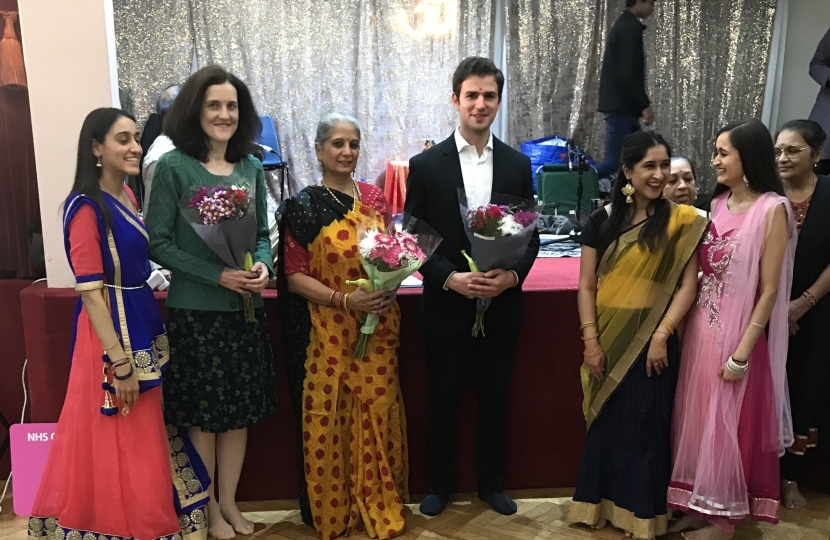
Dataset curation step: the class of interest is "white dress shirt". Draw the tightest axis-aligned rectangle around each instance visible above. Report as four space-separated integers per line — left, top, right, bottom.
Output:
142 135 176 211
445 129 518 290
455 128 494 209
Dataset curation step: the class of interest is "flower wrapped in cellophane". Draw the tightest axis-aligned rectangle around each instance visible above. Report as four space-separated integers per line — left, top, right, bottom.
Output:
179 181 258 322
349 217 442 358
459 190 541 336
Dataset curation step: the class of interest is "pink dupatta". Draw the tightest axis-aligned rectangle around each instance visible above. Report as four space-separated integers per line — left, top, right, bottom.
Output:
674 192 795 519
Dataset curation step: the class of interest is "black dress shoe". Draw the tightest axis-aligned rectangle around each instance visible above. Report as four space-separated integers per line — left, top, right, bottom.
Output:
419 493 449 516
479 492 517 515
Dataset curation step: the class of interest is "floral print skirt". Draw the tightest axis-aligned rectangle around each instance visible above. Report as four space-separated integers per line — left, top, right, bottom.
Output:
163 307 277 433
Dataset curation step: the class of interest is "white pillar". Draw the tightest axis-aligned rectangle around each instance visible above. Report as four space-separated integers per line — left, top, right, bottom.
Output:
18 0 120 288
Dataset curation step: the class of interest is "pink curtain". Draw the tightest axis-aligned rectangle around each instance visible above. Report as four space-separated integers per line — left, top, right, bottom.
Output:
0 0 38 278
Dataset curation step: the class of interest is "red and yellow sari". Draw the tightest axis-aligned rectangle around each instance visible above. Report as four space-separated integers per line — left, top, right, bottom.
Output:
278 183 408 539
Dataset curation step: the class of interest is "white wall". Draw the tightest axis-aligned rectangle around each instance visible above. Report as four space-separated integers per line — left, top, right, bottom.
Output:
18 0 120 288
775 0 830 130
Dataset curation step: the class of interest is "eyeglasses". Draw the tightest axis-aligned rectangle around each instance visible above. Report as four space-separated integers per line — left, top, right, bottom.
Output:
774 145 809 158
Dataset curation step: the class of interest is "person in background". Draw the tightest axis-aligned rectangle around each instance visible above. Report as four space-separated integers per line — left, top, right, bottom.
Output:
808 27 830 176
775 120 830 509
664 156 708 217
405 56 539 517
146 65 277 539
571 132 706 540
594 0 656 180
28 107 209 540
669 119 796 540
141 83 181 211
277 113 405 540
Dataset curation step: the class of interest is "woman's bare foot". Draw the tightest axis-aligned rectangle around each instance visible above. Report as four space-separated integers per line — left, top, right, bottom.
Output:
682 525 733 540
220 502 255 536
207 501 236 539
669 514 707 533
781 480 807 509
592 517 607 530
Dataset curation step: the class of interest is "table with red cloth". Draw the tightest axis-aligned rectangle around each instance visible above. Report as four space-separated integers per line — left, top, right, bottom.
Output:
19 259 587 500
384 160 409 215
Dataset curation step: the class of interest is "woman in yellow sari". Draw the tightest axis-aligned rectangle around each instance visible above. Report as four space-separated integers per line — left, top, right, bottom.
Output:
276 113 407 539
570 132 707 539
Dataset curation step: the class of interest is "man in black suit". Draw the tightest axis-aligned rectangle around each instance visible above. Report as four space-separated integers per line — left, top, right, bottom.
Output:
404 57 539 517
594 0 656 179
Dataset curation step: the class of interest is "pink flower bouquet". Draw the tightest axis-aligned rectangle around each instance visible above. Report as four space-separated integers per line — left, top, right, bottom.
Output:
349 219 442 358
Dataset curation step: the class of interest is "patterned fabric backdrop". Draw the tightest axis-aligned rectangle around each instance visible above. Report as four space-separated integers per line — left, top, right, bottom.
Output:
114 0 194 124
506 0 777 192
114 0 493 198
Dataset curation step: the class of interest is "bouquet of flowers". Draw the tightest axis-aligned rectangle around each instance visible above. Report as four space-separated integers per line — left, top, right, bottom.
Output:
459 190 541 336
348 218 442 358
180 181 258 322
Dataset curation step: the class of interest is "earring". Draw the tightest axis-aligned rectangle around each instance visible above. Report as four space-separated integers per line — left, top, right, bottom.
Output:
621 181 635 204
96 157 102 168
742 174 749 185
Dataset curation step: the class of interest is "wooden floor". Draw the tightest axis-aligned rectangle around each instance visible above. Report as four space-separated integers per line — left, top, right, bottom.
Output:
3 488 830 540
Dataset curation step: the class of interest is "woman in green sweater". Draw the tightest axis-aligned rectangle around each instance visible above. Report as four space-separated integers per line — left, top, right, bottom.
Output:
146 65 277 539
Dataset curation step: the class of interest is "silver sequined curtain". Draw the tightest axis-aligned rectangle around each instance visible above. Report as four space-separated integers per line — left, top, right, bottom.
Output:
113 0 194 122
507 0 777 193
188 0 493 195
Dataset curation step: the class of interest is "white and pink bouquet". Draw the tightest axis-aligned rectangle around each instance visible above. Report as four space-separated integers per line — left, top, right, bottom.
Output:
459 190 541 336
348 219 442 358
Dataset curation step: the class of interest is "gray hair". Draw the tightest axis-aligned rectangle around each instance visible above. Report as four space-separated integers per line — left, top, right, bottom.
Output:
157 83 182 115
315 112 361 146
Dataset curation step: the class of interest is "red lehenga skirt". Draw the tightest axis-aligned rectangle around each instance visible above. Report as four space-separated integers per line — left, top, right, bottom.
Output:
27 309 196 540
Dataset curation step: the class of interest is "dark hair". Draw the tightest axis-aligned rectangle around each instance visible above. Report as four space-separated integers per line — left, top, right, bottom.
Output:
598 131 673 257
452 56 505 101
776 119 827 155
163 65 261 163
626 0 637 6
671 155 697 182
69 107 136 230
711 119 784 200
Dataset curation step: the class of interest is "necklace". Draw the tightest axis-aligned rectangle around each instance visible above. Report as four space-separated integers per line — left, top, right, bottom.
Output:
321 179 360 209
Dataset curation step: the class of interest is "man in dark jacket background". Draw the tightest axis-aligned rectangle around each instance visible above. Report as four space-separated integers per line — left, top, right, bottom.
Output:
595 0 656 179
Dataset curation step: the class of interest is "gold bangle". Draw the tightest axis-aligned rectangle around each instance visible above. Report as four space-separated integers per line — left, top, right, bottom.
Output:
343 293 349 312
749 321 765 329
101 339 120 351
662 315 677 328
580 322 596 330
581 334 598 341
584 347 602 357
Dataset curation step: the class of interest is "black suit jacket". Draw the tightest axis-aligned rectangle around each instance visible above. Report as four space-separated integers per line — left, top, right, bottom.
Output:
598 10 649 117
404 134 540 336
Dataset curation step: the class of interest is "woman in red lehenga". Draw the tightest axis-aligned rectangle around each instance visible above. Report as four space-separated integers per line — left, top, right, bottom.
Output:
27 108 209 540
668 120 796 540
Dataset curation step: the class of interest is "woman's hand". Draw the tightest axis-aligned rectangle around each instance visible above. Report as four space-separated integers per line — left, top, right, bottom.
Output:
788 297 810 336
218 268 258 294
245 262 270 293
718 359 747 381
112 361 139 409
646 335 669 377
347 289 395 315
583 339 605 381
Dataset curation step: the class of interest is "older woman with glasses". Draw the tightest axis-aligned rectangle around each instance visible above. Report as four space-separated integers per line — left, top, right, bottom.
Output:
775 119 830 510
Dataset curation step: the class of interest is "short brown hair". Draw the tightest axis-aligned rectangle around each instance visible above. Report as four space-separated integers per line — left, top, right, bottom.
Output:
452 57 505 101
163 65 261 163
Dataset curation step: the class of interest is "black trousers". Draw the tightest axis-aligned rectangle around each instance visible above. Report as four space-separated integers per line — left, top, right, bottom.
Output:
424 328 521 497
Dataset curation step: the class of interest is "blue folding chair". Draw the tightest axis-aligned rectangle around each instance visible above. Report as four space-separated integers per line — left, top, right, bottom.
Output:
256 115 289 199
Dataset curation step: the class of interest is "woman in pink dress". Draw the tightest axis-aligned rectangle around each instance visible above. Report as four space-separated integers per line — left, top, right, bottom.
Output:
668 119 796 540
28 108 209 540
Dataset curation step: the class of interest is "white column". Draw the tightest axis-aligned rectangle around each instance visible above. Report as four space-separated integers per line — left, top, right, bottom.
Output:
18 0 120 288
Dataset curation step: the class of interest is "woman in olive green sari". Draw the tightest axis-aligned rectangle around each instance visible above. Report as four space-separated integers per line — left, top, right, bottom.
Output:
570 132 708 539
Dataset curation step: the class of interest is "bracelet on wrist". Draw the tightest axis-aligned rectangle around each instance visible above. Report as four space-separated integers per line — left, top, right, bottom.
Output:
802 290 817 307
113 364 134 381
726 355 749 374
110 357 131 369
584 347 602 357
